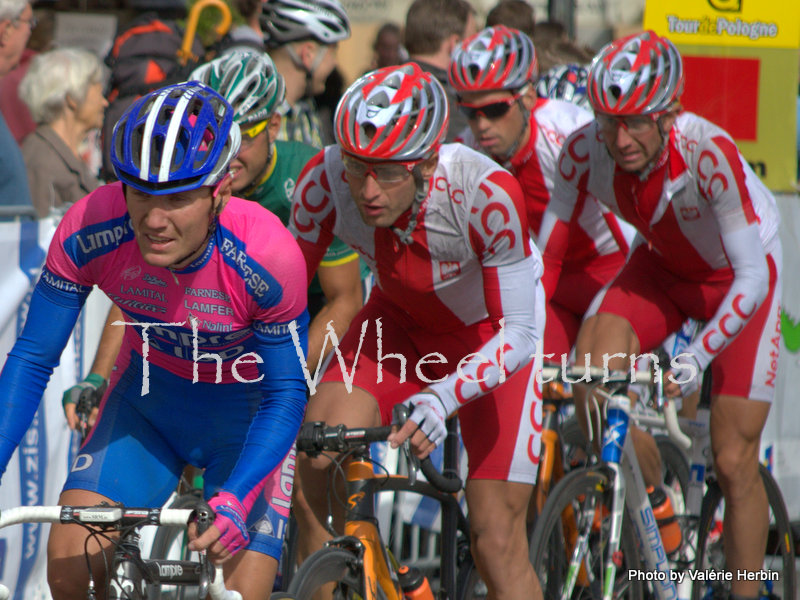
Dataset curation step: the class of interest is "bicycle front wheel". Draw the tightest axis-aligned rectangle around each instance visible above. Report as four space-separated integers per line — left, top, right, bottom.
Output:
529 466 644 600
692 464 796 600
288 547 389 600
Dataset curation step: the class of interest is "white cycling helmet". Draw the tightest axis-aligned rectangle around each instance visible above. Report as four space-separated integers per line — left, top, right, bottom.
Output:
335 62 449 162
588 30 684 116
190 49 286 126
450 26 538 92
261 0 351 47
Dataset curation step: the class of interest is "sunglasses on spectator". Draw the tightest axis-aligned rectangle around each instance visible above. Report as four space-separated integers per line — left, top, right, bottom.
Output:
457 90 525 121
341 153 422 184
595 113 659 135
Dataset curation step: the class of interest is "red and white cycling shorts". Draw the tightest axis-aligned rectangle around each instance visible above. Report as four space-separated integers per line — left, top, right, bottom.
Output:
546 252 625 359
590 245 781 402
320 290 542 484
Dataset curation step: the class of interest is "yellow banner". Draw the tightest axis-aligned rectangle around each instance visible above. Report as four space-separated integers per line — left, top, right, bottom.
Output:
644 0 800 48
644 0 799 190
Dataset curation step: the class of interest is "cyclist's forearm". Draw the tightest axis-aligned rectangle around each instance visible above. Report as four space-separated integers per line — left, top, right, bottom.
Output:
307 262 363 373
88 304 125 379
0 282 84 478
685 224 770 372
222 324 308 508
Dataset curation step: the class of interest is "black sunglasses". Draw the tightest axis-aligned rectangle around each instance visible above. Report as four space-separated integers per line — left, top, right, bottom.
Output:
457 91 524 121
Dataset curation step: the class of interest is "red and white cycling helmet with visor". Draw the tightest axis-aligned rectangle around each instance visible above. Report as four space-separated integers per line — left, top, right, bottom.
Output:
587 30 684 116
449 25 538 92
334 62 449 162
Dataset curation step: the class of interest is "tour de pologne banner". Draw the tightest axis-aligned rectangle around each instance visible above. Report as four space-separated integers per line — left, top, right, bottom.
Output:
644 0 800 191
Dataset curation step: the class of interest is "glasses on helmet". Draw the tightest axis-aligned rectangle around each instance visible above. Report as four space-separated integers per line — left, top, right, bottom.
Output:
457 91 524 121
240 120 268 146
596 113 658 135
341 153 420 184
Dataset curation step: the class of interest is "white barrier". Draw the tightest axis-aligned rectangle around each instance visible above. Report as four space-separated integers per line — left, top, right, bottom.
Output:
0 218 109 599
763 194 800 521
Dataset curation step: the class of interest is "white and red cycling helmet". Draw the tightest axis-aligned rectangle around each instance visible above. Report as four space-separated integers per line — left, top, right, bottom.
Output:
587 30 684 116
449 26 537 92
334 62 449 162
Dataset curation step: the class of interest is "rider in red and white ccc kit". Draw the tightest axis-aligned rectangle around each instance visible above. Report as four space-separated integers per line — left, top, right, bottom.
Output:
450 25 633 358
290 62 546 600
552 31 780 599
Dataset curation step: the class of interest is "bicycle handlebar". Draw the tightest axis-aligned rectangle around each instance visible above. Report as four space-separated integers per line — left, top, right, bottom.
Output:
541 364 655 386
541 363 692 450
0 505 241 600
297 421 463 494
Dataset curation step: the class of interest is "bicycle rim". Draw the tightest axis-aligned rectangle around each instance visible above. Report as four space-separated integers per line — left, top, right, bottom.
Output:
692 465 796 600
655 435 690 515
530 466 644 600
288 547 390 600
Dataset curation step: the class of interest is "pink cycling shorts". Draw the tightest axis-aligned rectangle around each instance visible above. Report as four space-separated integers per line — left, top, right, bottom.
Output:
320 289 542 484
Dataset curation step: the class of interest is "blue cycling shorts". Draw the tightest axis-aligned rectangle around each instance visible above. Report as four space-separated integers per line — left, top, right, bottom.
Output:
63 351 294 559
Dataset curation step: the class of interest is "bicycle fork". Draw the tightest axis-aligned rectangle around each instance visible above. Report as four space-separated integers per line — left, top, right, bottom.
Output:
342 460 405 600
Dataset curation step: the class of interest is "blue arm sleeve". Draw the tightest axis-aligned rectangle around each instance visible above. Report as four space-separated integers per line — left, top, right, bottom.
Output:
221 309 309 507
0 274 88 480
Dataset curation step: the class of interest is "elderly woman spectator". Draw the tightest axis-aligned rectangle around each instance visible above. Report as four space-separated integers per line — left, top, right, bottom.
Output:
18 47 107 218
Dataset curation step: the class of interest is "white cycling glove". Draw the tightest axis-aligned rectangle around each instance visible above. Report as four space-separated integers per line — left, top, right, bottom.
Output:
402 392 455 448
669 353 701 398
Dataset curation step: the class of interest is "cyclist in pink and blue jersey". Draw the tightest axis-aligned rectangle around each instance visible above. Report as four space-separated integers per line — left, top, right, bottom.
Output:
0 82 309 600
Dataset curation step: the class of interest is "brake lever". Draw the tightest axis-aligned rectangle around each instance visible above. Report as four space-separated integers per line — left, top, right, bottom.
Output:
402 440 419 486
392 403 418 485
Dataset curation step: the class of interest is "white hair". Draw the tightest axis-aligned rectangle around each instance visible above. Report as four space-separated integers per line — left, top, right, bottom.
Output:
0 0 27 21
19 47 107 125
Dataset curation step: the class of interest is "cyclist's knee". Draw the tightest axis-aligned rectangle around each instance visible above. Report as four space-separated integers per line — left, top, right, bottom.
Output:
713 443 761 495
469 503 527 562
47 530 97 599
575 312 638 360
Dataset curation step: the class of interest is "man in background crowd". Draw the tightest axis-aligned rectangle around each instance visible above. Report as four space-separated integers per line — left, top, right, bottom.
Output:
485 0 535 37
404 0 477 142
262 0 350 147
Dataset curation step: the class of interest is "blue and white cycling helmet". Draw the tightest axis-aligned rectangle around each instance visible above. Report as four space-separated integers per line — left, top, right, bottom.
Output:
536 64 591 111
110 82 241 195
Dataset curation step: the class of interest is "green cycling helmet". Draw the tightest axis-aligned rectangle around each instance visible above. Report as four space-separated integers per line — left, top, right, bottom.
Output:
190 49 286 126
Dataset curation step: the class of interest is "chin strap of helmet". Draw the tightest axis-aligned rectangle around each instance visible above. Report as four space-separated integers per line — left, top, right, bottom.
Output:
635 112 672 180
392 168 429 245
495 86 532 163
240 129 276 198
